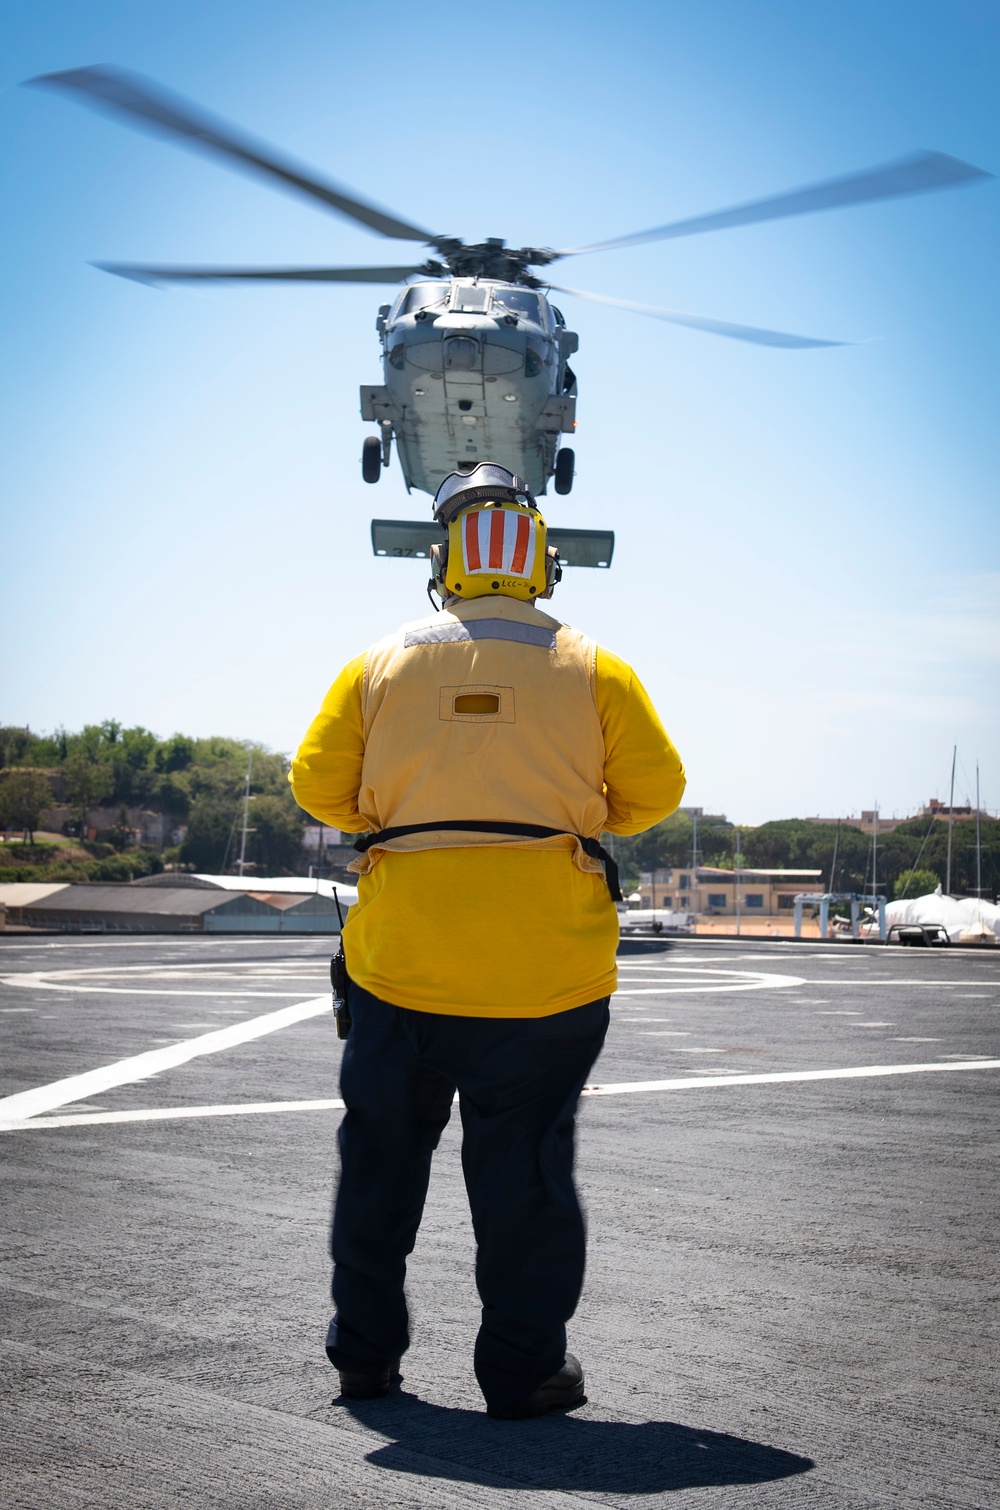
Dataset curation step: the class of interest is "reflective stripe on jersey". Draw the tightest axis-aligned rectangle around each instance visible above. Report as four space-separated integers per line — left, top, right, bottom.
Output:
403 619 556 650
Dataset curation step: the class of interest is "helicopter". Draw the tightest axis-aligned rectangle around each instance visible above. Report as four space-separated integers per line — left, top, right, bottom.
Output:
29 66 992 510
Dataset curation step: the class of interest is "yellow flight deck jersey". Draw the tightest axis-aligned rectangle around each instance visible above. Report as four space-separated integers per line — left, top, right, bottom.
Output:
290 596 685 1017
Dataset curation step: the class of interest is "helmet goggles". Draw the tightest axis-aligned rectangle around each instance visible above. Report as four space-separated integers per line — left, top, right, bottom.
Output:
433 463 534 526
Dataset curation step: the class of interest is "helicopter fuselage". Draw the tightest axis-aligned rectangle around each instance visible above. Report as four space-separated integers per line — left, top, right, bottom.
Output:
361 279 578 497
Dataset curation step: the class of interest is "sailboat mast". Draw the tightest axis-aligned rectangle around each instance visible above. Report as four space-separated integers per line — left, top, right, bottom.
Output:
945 745 957 894
237 749 253 878
975 763 982 899
828 819 841 894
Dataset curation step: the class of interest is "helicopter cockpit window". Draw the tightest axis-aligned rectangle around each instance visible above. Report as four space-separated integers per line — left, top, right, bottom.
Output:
397 284 447 317
493 289 542 324
451 285 492 313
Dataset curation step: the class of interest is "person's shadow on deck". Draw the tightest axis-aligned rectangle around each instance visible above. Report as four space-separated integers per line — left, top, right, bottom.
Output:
341 1394 814 1495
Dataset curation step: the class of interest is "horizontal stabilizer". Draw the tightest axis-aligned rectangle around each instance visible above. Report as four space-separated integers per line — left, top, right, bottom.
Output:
371 520 613 567
547 528 614 567
371 520 444 558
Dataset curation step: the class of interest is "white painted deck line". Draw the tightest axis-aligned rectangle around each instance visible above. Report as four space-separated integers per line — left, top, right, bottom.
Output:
0 996 330 1120
6 962 317 978
618 979 804 996
0 970 317 998
2 984 318 998
580 1060 1000 1095
0 938 313 951
2 1058 997 1132
0 1098 347 1130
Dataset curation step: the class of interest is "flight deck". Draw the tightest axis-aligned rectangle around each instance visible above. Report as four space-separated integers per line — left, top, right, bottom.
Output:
1 935 997 1508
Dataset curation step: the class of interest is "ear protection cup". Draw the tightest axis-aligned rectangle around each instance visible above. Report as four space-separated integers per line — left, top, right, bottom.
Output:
540 545 563 599
429 541 449 600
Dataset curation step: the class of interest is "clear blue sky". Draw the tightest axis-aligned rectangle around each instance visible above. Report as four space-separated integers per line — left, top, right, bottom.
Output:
3 0 997 823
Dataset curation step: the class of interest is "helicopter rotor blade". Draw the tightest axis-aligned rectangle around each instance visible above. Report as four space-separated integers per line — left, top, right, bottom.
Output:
555 151 993 256
549 284 847 348
94 262 428 287
27 65 435 244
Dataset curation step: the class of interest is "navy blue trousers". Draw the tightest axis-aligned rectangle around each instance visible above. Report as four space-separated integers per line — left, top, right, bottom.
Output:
325 985 610 1411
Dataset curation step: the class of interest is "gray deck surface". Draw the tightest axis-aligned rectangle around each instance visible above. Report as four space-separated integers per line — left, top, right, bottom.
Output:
1 934 997 1508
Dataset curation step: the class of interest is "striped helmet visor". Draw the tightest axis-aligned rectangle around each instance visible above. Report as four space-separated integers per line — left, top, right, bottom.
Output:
460 507 537 577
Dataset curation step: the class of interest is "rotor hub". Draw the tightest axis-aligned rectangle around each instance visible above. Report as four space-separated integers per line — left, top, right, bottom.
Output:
427 238 557 286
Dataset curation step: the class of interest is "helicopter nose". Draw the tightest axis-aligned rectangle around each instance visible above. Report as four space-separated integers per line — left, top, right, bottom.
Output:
443 335 481 372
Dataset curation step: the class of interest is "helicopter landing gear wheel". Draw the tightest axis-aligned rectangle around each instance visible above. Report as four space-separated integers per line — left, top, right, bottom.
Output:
362 436 382 484
554 447 575 495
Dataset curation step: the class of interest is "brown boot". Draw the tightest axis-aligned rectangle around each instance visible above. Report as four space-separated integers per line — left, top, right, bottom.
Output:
487 1354 586 1420
337 1357 402 1400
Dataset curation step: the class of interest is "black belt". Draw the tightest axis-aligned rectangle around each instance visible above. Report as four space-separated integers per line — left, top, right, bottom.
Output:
353 821 622 903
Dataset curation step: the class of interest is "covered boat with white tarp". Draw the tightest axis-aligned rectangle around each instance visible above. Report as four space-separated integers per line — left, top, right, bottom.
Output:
876 889 1000 943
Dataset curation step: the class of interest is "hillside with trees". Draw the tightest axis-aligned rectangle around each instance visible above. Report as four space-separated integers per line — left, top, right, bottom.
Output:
0 722 304 883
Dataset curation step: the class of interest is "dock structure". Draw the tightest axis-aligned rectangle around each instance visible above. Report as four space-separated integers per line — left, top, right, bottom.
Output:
792 891 887 941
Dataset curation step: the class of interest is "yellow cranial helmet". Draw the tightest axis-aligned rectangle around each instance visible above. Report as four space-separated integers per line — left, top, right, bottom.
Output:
429 465 561 603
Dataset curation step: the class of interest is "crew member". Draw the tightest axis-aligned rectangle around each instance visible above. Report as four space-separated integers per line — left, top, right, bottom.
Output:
290 464 685 1418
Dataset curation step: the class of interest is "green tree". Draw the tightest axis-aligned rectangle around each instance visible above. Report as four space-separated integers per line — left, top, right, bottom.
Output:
743 819 822 869
0 768 53 843
616 811 693 874
110 726 159 804
151 769 193 817
0 727 34 769
155 734 195 774
615 811 740 878
893 868 941 900
181 798 237 872
246 795 305 875
64 752 114 835
697 820 737 866
63 722 160 805
742 819 871 892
